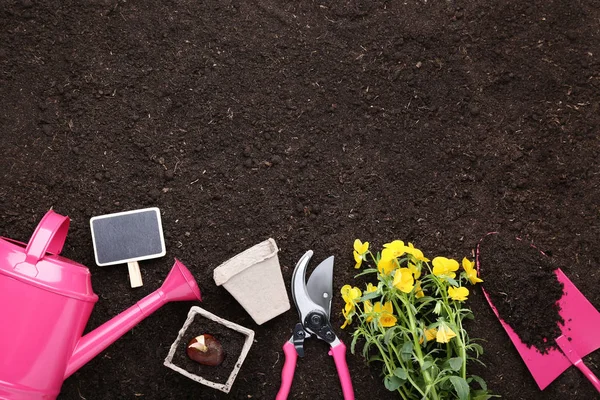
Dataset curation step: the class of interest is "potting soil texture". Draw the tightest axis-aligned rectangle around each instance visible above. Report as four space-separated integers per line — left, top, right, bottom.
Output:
478 233 565 353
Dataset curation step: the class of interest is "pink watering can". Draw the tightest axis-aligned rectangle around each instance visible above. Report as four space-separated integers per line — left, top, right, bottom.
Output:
0 209 202 399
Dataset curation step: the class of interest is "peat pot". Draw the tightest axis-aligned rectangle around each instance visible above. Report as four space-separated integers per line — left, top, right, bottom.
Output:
213 238 290 325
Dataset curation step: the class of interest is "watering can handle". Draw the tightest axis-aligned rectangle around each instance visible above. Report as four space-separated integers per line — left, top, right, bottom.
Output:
24 209 70 264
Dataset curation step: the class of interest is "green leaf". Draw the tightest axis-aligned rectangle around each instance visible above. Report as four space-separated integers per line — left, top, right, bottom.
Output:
438 377 453 392
369 354 384 363
469 375 488 391
354 268 379 278
401 341 414 361
350 333 359 355
384 375 403 391
467 343 484 357
472 392 495 400
374 251 382 262
393 368 408 380
359 291 380 302
362 337 376 359
415 295 435 305
406 302 418 315
421 360 434 371
449 376 470 400
383 326 397 346
448 357 463 371
445 277 459 286
362 340 375 359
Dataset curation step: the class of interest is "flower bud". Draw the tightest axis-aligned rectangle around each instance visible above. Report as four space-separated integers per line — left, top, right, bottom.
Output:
433 301 443 315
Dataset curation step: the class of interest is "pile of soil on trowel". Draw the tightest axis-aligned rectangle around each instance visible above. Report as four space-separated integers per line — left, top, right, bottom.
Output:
478 233 564 354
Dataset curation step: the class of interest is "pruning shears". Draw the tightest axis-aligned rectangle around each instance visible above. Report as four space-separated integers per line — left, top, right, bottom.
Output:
275 250 355 400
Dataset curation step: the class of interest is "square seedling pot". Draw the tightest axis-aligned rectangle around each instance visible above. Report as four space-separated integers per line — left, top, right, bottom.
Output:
164 306 255 393
213 238 290 325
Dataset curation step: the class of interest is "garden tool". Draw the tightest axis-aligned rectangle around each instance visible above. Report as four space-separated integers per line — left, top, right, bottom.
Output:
276 250 355 400
0 209 202 400
476 233 600 392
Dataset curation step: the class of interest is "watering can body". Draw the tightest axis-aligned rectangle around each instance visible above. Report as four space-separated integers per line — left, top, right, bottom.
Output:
0 210 202 399
0 210 98 399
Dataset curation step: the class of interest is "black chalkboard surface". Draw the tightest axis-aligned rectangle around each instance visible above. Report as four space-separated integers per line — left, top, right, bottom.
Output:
90 207 166 288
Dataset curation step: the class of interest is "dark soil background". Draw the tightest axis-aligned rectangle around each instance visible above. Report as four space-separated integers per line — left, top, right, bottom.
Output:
1 0 599 399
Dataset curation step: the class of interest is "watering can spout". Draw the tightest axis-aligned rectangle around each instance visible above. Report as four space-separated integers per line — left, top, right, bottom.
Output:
64 259 201 379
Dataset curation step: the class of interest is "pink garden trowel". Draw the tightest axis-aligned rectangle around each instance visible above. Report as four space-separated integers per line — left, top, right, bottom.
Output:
476 233 600 392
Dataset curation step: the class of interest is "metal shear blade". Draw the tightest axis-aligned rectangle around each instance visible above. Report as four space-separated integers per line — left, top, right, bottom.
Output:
290 251 339 355
292 250 334 323
276 250 355 400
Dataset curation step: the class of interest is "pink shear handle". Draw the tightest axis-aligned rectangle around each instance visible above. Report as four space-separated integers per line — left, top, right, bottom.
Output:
276 341 298 400
329 342 355 400
555 335 600 392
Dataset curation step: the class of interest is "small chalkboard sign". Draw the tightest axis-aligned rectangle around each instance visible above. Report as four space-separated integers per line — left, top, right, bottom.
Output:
90 207 166 288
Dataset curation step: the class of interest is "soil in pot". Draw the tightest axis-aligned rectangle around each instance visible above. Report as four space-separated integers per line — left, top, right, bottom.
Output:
172 316 247 384
478 232 564 353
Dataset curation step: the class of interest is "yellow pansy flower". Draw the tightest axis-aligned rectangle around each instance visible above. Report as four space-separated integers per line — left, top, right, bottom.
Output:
364 299 373 317
365 301 397 327
342 301 354 319
340 285 362 329
353 239 370 269
354 239 369 254
462 257 483 284
376 301 393 314
405 242 430 262
436 322 457 343
419 327 438 344
379 312 398 327
342 292 360 329
392 268 415 293
408 262 421 279
414 280 425 299
432 257 459 279
373 301 397 327
448 286 469 301
377 248 398 275
425 327 438 342
341 302 354 329
341 285 362 304
363 300 375 323
365 282 377 294
383 240 406 257
341 317 352 329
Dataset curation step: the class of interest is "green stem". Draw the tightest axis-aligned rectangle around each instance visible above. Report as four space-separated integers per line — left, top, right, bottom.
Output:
397 388 409 400
393 295 440 400
453 304 468 379
432 272 468 380
424 269 470 390
370 333 413 399
388 341 426 399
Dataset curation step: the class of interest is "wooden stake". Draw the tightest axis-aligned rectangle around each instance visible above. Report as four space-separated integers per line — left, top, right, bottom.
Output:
127 261 143 288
